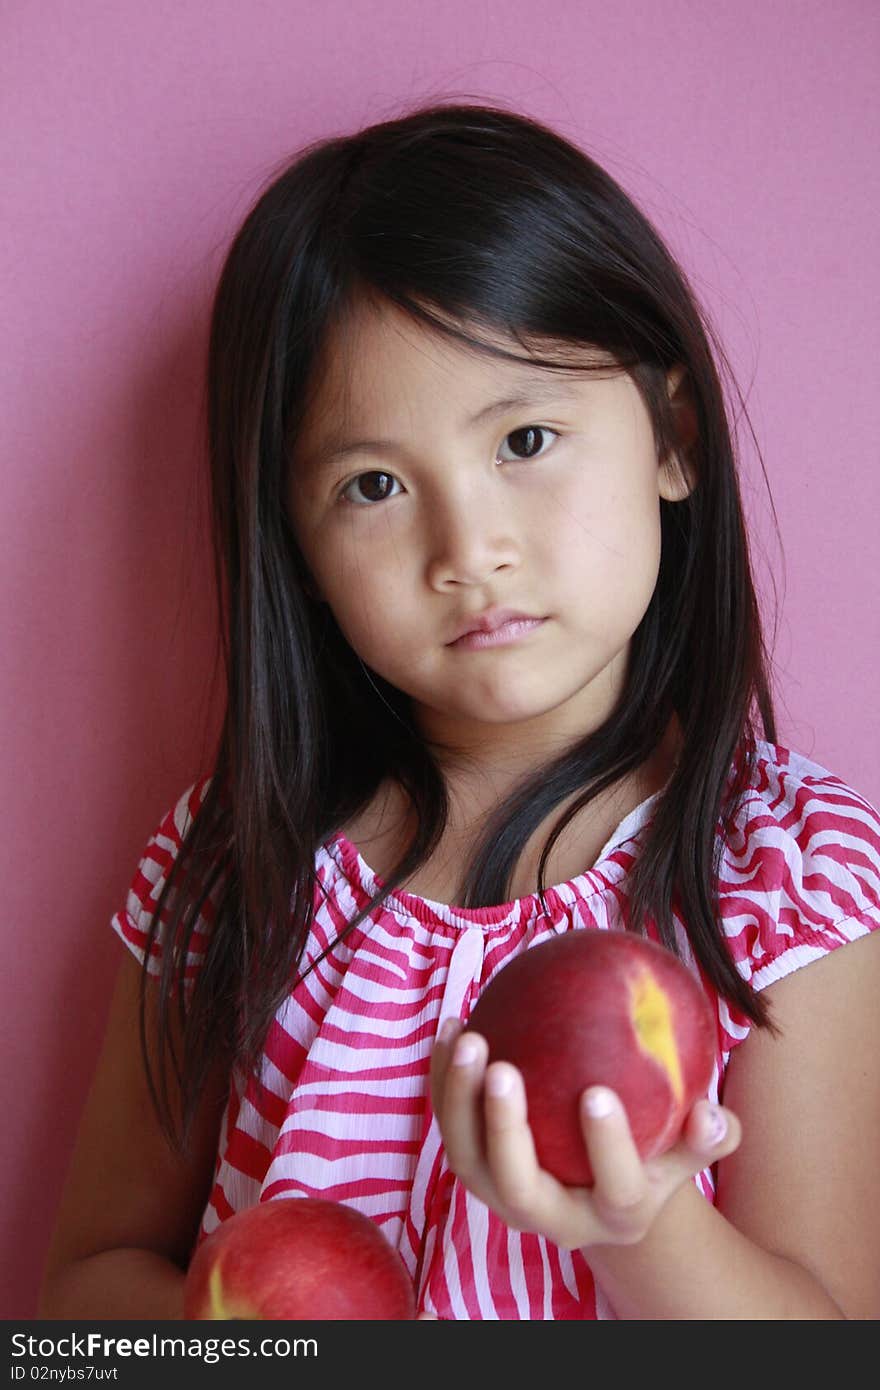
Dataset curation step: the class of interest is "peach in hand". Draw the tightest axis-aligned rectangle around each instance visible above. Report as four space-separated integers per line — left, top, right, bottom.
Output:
465 929 716 1185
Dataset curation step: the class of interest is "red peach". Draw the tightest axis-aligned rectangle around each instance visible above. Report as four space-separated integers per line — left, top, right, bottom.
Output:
183 1197 416 1320
465 929 716 1186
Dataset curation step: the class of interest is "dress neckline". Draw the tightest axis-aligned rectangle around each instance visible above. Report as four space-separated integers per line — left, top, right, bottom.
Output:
324 780 671 932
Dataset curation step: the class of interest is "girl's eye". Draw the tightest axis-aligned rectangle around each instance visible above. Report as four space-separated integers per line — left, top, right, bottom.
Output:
339 426 558 507
497 425 558 462
340 471 402 506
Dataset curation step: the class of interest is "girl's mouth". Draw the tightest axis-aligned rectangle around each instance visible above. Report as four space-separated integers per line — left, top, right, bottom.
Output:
450 617 547 650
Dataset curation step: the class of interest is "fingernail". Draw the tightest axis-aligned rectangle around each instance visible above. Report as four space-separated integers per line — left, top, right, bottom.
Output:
452 1035 480 1066
584 1087 616 1118
438 1017 459 1043
486 1066 514 1097
706 1105 728 1145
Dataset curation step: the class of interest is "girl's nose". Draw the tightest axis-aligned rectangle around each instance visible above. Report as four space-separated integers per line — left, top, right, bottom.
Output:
424 484 520 589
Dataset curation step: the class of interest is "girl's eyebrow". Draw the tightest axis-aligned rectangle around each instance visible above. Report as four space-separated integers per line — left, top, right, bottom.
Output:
305 376 588 473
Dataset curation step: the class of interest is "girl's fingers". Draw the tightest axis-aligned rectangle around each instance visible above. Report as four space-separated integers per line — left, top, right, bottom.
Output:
628 1100 741 1210
481 1061 541 1216
680 1098 742 1163
579 1088 646 1213
429 1016 463 1119
435 1030 490 1183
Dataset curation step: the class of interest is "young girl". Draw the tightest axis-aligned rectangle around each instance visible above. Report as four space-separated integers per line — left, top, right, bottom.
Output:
39 101 880 1321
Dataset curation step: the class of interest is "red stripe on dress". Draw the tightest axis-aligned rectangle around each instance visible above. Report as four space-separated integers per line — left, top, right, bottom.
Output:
222 1127 274 1184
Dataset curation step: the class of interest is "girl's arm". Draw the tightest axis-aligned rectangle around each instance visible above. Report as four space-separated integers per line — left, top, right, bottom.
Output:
37 953 229 1320
432 928 880 1319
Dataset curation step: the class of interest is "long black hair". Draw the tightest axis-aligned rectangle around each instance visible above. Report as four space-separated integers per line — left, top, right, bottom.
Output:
140 100 779 1152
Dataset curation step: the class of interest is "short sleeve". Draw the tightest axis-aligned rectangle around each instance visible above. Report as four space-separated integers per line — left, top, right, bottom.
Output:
109 776 215 995
718 746 880 1004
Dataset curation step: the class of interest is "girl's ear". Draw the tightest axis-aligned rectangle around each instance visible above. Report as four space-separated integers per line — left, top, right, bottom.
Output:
658 364 698 502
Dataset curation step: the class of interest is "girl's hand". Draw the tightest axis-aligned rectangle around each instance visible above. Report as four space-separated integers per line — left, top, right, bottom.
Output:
430 1021 741 1250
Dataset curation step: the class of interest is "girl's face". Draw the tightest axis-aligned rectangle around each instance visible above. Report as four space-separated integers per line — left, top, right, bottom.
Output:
288 297 693 771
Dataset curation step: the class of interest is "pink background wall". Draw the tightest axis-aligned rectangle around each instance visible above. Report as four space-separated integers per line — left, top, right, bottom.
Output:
3 0 877 1317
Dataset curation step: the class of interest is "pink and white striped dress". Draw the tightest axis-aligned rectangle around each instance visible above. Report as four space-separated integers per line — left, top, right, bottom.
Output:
111 739 880 1319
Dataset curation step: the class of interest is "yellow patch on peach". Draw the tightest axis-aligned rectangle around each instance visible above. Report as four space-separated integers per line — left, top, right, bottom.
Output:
629 970 683 1102
207 1258 258 1320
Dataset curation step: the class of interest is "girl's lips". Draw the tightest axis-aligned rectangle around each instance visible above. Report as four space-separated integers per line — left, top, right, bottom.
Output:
450 617 547 650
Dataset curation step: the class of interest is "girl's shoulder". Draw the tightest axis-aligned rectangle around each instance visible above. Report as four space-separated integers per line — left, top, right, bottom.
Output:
733 738 880 881
109 775 217 984
717 739 880 991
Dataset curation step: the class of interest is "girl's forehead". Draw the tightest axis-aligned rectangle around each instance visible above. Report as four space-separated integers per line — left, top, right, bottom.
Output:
339 293 609 364
305 296 614 417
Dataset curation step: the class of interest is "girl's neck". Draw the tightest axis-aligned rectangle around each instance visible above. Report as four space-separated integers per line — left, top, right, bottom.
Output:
340 714 683 905
434 710 681 831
